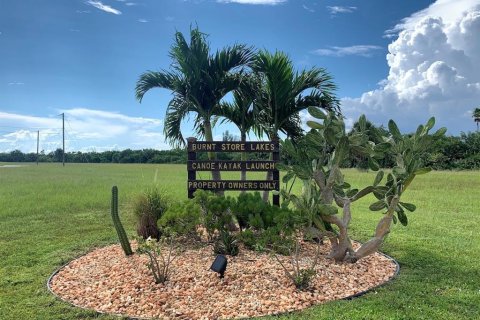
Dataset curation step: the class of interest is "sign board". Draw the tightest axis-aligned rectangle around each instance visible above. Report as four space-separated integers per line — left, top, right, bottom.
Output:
187 137 280 206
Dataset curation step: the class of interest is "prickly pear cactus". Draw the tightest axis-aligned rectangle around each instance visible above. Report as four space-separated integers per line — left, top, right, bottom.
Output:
111 186 133 256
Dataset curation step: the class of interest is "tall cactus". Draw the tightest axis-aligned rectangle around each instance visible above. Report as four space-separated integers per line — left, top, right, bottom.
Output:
111 186 133 256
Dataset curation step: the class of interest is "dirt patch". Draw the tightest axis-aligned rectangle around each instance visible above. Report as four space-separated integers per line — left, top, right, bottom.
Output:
0 164 27 168
49 242 397 319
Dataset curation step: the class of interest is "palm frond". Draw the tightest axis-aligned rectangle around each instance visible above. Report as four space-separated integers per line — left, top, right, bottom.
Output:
163 97 190 147
135 71 177 102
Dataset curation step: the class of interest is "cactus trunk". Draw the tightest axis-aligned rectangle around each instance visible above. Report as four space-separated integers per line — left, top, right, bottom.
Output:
111 186 133 256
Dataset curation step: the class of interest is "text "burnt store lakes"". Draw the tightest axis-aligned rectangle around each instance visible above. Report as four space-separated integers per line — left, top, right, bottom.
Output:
189 142 277 152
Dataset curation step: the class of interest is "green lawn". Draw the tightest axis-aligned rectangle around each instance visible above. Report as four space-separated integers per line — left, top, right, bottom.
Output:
1 163 479 319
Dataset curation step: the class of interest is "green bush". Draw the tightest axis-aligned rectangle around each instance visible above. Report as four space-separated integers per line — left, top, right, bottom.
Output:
231 191 299 232
158 200 201 237
237 229 257 250
134 187 169 240
213 230 239 256
193 189 234 241
230 192 267 230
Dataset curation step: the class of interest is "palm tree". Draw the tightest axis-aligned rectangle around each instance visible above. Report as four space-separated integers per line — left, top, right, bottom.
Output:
252 50 339 202
216 75 257 182
135 27 255 183
473 107 480 132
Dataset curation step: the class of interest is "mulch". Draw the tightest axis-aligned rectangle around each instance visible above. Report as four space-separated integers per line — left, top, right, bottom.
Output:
49 241 397 319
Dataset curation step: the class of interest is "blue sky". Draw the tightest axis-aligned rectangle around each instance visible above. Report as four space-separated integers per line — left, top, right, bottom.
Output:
1 0 480 152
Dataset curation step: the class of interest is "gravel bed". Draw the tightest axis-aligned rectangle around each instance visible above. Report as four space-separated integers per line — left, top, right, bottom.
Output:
49 241 397 319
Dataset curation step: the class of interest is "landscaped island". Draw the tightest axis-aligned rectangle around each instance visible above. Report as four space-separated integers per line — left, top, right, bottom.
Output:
46 27 449 319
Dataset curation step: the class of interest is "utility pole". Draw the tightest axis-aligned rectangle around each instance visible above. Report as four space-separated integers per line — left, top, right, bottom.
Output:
62 113 65 166
36 130 39 166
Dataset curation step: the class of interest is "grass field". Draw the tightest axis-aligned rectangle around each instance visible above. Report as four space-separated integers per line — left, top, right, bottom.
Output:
1 163 479 319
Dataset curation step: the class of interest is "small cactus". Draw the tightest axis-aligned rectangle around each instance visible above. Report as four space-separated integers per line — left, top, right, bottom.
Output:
111 186 133 256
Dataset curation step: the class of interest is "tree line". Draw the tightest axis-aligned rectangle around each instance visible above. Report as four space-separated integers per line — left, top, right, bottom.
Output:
1 130 479 169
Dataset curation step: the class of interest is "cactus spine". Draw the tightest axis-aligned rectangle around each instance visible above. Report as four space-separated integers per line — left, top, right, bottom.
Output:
111 186 133 256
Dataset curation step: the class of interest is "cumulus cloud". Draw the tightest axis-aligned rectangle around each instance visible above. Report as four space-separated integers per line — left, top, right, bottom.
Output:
217 0 286 5
86 1 122 15
312 45 383 57
0 108 167 153
342 0 480 134
327 6 357 15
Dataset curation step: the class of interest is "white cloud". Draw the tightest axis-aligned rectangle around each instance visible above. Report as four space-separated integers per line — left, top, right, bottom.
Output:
327 6 357 15
303 5 314 13
0 108 167 153
312 45 383 57
125 2 137 6
138 18 148 23
8 82 25 85
342 0 480 134
86 1 122 15
217 0 286 5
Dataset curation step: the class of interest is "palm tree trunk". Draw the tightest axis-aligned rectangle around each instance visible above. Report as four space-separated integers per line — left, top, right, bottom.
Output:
240 131 247 179
203 120 223 195
262 133 276 203
240 131 247 195
262 169 273 202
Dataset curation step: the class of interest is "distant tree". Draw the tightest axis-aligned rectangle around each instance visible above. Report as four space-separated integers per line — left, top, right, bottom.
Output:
135 27 255 184
9 150 24 162
222 130 239 142
348 119 393 168
473 107 480 132
53 148 63 162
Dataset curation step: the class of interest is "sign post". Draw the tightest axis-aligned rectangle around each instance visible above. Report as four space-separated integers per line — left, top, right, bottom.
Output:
187 137 280 206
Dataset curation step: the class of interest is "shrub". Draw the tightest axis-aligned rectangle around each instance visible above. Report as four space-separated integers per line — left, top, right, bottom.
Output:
237 229 257 250
213 230 239 256
136 236 178 284
230 192 267 230
134 187 169 240
158 200 201 238
272 239 321 290
231 192 299 232
193 190 234 241
230 192 300 255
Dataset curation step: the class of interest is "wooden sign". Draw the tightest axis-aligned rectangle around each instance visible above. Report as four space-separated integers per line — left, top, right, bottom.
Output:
187 137 280 206
187 160 277 171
